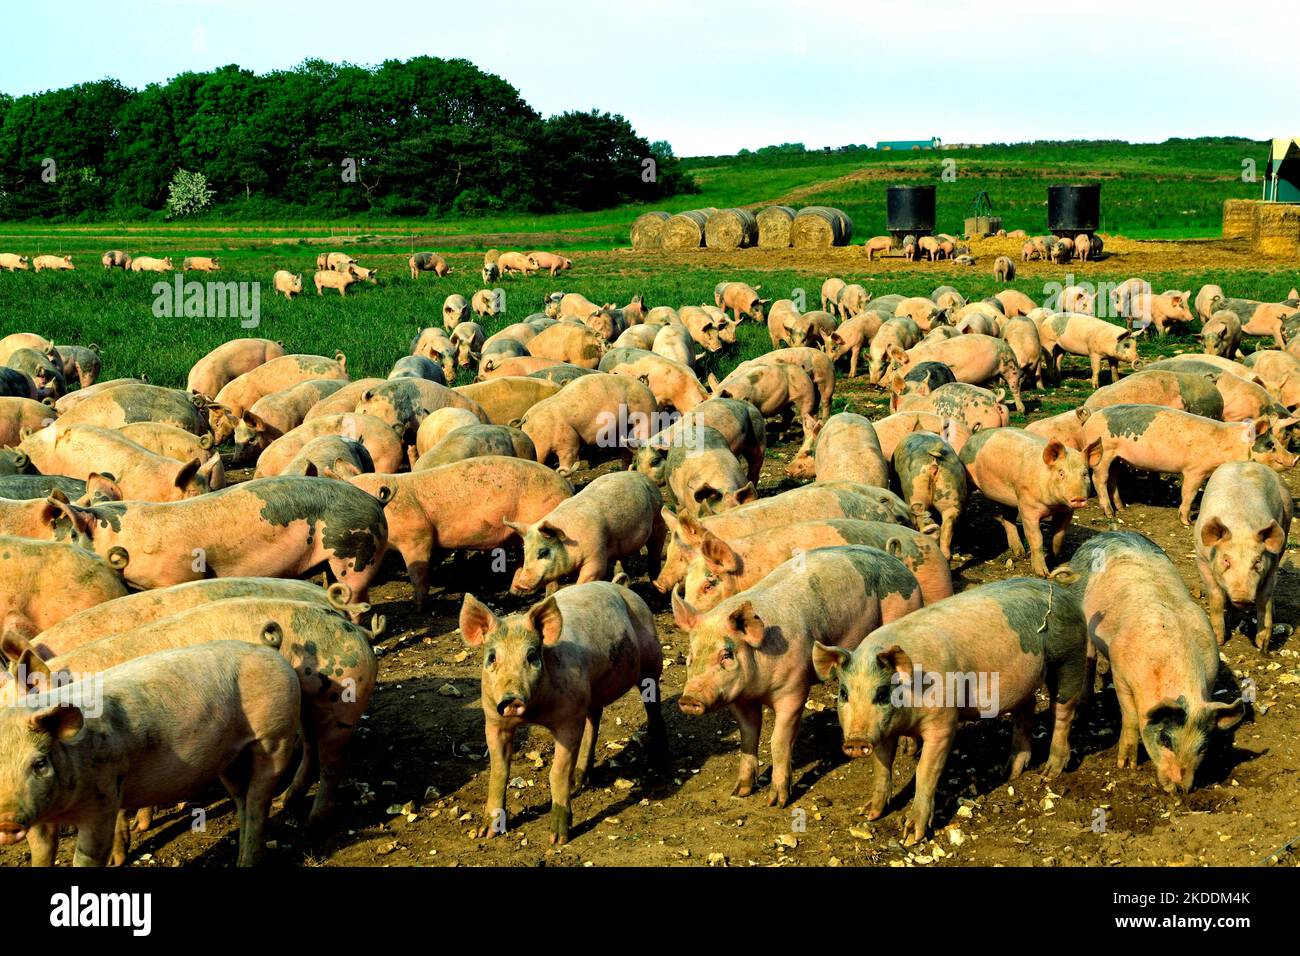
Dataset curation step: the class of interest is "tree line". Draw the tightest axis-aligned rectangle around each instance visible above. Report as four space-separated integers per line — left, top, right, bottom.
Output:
0 56 696 221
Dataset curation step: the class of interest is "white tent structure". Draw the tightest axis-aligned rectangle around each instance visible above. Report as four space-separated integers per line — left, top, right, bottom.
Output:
1264 137 1300 202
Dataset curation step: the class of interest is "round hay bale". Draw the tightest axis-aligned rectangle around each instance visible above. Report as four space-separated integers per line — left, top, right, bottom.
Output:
705 208 759 249
756 206 796 248
1222 199 1257 240
661 208 716 251
792 206 853 248
1252 203 1300 256
630 211 670 250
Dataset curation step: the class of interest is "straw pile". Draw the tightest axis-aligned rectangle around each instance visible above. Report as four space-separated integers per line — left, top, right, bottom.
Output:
630 211 670 250
1222 199 1256 239
756 205 796 248
705 208 759 249
661 208 717 250
1252 203 1300 256
791 206 854 248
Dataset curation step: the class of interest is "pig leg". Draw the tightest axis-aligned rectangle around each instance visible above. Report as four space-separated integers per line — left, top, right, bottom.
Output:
478 721 516 838
237 739 296 867
642 691 669 769
997 507 1026 556
731 700 764 798
552 430 586 475
72 813 119 867
767 695 805 807
1196 559 1227 645
1107 357 1120 385
1255 580 1276 653
1091 453 1117 518
548 720 584 845
1043 691 1079 779
1002 372 1025 415
573 707 603 791
865 736 899 819
110 811 132 867
1114 678 1141 770
27 822 58 867
848 347 860 379
307 726 356 829
1177 469 1211 526
1018 503 1051 576
903 725 955 846
1088 354 1102 389
1048 509 1072 557
1006 701 1035 779
938 507 957 561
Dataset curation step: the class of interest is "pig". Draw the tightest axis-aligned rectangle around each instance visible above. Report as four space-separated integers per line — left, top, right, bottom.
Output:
931 286 966 312
350 458 572 608
892 431 968 558
273 270 303 299
895 297 948 331
1243 349 1300 410
822 311 883 379
314 268 359 296
507 472 666 592
5 348 66 399
459 583 665 844
527 251 572 276
1125 290 1195 335
478 356 571 380
1038 312 1142 387
20 424 216 501
652 323 699 371
52 379 146 416
659 427 754 518
41 476 391 613
1059 286 1094 315
233 379 347 458
672 545 924 806
1050 237 1073 263
1062 532 1244 792
614 324 659 351
32 255 74 272
1001 316 1045 388
784 310 837 349
599 348 707 412
1212 296 1294 348
409 252 451 279
785 412 888 488
714 282 769 323
317 253 356 272
0 254 30 272
1195 284 1225 322
1081 405 1298 524
1194 461 1293 650
0 475 100 504
895 381 1008 432
680 306 724 353
443 294 471 330
901 235 917 260
388 354 447 385
868 317 922 383
282 436 374 479
482 337 530 368
813 577 1087 843
519 373 658 474
633 397 766 486
182 256 220 272
0 397 56 448
917 236 942 261
1022 407 1090 451
128 256 173 272
765 300 801 349
653 482 916 593
527 321 606 369
886 334 1024 413
874 412 972 461
862 235 893 260
52 344 101 389
1084 369 1224 420
56 383 209 436
452 376 561 426
0 450 32 477
414 406 485 457
0 368 39 401
1109 276 1151 317
410 327 459 382
212 352 348 440
254 413 405 477
680 518 953 612
349 264 379 284
710 362 816 434
101 251 131 270
0 641 300 867
471 289 502 320
415 424 535 469
0 536 128 636
187 338 288 400
1201 309 1243 358
496 251 537 276
954 311 997 336
1074 233 1093 261
820 278 847 312
353 378 489 446
451 322 487 369
1020 237 1049 261
836 284 871 319
959 428 1090 575
117 422 225 489
556 292 600 322
0 335 56 367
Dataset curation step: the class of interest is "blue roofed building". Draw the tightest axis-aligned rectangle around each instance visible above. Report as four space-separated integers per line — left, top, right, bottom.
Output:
876 137 941 151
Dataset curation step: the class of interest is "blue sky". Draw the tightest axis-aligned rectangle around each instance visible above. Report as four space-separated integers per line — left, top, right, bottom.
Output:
2 0 1297 156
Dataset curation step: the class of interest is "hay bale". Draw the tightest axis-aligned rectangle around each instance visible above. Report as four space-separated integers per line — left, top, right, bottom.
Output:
630 211 670 250
792 205 854 248
1222 199 1257 240
705 208 759 249
661 208 716 250
1252 203 1300 256
756 206 796 248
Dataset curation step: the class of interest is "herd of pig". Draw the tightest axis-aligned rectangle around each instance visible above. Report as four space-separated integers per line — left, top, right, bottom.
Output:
0 266 1298 865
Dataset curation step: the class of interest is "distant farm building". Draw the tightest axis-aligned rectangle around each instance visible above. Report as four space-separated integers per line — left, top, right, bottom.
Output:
1264 137 1300 202
876 137 941 151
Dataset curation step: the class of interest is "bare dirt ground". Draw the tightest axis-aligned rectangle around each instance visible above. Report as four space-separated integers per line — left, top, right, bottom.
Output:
4 358 1299 871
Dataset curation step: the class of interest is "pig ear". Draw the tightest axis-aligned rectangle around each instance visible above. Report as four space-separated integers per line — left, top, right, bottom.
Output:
1143 698 1187 732
527 595 564 646
670 586 698 632
1253 417 1270 438
28 703 83 741
1208 697 1245 732
1115 329 1131 341
1084 438 1103 469
1073 406 1092 424
700 531 740 573
331 459 362 479
1042 439 1066 465
85 473 123 503
458 594 498 647
1199 517 1230 549
675 510 705 547
811 641 851 682
732 482 757 506
302 462 320 478
1259 521 1286 553
875 644 914 678
726 601 766 648
502 519 530 538
0 629 36 670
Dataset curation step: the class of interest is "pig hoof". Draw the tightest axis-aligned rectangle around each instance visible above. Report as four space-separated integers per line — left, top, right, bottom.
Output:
898 737 917 757
549 806 572 845
865 804 886 821
731 782 754 799
767 788 790 809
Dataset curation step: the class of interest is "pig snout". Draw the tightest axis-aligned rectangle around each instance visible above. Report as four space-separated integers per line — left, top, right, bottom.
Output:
841 738 873 758
495 694 527 718
509 568 540 596
678 694 707 717
0 818 28 845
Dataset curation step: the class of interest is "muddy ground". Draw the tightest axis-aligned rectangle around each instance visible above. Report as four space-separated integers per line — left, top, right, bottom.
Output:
4 355 1300 871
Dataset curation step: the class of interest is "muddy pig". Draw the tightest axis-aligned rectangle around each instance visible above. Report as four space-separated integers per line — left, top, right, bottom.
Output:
785 412 888 487
519 373 657 474
893 431 968 558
